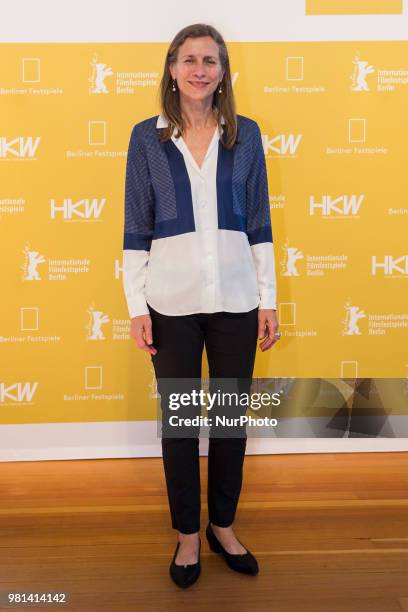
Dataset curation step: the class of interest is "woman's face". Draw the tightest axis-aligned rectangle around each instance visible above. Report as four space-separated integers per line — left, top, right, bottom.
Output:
169 36 225 104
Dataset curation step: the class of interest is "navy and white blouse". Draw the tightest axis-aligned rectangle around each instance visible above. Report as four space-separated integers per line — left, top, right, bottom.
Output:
122 112 277 317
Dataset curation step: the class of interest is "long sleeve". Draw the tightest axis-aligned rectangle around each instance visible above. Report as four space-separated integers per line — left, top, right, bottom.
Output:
122 125 155 318
246 122 277 310
250 242 277 310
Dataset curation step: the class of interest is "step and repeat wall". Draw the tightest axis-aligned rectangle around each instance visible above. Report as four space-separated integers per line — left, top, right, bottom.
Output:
1 0 407 459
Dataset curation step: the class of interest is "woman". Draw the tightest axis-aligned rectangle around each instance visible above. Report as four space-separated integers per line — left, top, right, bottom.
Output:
122 23 280 588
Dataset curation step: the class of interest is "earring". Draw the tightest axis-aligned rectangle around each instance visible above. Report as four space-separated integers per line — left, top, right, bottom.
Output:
172 79 176 92
218 81 223 94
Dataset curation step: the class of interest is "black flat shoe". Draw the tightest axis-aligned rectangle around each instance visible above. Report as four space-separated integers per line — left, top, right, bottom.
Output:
206 522 259 575
169 537 201 588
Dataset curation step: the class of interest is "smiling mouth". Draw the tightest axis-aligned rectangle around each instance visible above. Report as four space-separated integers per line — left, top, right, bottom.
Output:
189 81 209 87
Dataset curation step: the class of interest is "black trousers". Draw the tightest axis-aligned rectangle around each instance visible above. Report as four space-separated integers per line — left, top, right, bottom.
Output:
148 303 259 534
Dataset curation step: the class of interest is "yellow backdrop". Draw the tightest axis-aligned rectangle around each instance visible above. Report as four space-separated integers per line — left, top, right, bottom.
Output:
1 42 407 424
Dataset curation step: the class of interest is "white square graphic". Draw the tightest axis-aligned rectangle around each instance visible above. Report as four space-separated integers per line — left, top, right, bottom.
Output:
85 365 103 389
340 360 358 379
20 307 39 331
22 58 40 83
278 302 296 326
348 118 366 143
88 121 106 145
286 56 304 81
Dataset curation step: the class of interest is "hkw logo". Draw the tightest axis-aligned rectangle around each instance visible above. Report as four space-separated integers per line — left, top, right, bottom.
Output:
310 195 364 216
0 137 40 158
372 255 408 276
0 382 38 402
50 198 106 220
262 134 302 156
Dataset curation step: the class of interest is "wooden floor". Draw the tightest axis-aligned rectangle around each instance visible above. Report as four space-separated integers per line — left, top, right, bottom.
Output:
1 452 408 611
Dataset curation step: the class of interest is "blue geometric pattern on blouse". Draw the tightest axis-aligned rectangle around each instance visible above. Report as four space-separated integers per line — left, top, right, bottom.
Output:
123 114 273 251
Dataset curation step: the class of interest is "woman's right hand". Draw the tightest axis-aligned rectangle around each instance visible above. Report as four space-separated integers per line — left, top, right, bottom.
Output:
130 314 157 355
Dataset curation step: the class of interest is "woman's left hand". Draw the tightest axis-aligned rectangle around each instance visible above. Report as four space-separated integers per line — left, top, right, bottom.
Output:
258 309 280 351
